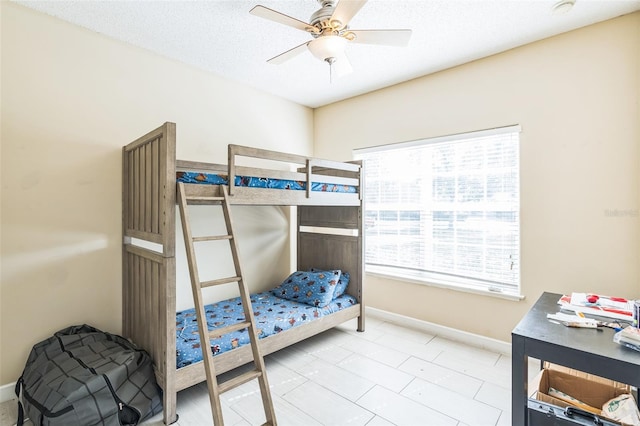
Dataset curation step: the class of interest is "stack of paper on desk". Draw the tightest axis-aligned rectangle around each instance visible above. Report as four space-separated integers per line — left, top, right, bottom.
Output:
558 293 634 321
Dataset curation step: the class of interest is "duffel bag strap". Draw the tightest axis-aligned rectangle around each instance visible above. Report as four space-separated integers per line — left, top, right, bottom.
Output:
15 377 24 426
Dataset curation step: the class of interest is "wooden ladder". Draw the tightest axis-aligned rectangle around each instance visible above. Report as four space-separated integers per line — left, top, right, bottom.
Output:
177 182 277 426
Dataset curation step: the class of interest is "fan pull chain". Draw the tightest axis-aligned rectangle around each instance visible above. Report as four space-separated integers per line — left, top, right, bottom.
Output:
326 57 336 83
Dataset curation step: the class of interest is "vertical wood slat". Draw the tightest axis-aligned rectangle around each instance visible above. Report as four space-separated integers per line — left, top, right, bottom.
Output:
145 143 152 232
141 252 148 343
128 154 134 231
151 259 159 367
133 148 139 232
122 145 129 337
161 123 176 257
151 140 159 234
163 254 177 425
139 144 146 232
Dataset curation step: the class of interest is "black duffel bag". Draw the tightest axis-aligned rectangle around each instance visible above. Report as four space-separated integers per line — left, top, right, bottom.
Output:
15 324 162 425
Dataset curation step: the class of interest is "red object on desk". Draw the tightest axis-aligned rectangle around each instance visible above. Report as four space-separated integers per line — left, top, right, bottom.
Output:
587 294 628 304
559 294 633 319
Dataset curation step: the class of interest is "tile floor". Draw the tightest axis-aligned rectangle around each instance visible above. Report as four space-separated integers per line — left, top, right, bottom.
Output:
0 316 540 425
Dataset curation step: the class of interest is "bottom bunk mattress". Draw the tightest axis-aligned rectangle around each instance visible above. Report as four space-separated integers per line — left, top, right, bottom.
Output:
175 291 357 368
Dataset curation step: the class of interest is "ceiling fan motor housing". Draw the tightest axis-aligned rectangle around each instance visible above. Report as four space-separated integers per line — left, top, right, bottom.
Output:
310 0 345 36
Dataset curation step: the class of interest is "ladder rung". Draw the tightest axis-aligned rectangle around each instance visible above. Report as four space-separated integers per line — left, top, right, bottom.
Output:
218 369 262 394
201 276 242 288
209 321 252 339
193 235 232 242
186 195 225 203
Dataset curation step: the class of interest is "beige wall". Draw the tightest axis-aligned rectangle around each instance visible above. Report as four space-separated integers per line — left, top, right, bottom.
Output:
314 12 640 342
0 3 313 384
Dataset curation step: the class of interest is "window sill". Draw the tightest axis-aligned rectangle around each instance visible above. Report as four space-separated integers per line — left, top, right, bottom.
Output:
365 266 525 301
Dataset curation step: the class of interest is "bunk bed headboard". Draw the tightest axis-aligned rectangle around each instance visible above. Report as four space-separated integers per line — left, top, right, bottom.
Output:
298 203 364 307
122 122 177 399
122 122 176 254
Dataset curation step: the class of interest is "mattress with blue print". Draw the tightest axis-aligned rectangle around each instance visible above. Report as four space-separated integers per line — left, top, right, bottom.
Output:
176 171 357 193
175 291 357 368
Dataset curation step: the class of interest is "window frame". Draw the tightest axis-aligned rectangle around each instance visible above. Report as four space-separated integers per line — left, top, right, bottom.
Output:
354 125 523 300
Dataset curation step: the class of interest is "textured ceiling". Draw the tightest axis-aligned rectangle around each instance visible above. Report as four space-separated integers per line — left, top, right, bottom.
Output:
14 0 640 108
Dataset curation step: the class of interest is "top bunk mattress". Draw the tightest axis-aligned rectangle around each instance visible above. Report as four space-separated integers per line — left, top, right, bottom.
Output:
177 172 357 194
176 291 357 369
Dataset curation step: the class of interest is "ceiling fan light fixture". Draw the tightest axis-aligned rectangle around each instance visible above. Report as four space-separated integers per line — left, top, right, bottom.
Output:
308 35 347 62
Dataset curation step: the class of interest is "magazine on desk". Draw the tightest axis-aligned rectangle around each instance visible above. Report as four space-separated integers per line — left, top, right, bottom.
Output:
558 293 634 321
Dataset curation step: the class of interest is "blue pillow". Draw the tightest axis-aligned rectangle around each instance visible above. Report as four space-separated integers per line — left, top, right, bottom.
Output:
309 269 350 299
334 272 350 298
272 270 341 307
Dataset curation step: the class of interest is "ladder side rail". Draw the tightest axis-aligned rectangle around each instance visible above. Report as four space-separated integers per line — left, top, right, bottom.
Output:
220 186 277 425
177 182 225 424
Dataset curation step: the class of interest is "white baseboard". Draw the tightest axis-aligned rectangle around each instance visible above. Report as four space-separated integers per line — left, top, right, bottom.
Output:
366 306 511 356
1 382 17 403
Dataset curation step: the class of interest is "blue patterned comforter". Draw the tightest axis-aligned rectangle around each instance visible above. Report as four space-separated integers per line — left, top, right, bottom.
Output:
176 291 357 368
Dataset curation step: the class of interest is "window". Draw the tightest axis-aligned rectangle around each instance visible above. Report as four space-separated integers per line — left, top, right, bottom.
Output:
354 125 521 297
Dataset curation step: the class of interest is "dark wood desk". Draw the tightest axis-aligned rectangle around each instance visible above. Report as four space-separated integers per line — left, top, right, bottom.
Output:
512 291 640 425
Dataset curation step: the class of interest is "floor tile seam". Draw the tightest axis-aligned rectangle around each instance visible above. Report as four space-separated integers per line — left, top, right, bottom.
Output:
363 415 397 426
339 345 411 370
493 353 508 368
399 377 504 424
377 321 438 338
267 351 320 371
374 329 435 346
281 381 377 425
473 380 511 406
362 385 460 425
305 356 381 390
399 355 486 394
334 357 417 392
395 381 461 426
303 369 378 403
430 356 502 386
272 373 312 402
343 336 412 368
354 385 395 425
228 391 305 426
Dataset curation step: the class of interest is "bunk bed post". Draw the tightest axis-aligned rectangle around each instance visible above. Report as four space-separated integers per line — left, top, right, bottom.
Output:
228 144 236 196
306 159 312 199
122 122 178 425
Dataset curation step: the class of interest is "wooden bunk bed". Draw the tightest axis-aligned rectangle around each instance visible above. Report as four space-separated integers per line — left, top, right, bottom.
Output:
122 122 364 424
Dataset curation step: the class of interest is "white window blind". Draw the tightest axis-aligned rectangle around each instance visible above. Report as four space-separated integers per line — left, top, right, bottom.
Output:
354 126 521 295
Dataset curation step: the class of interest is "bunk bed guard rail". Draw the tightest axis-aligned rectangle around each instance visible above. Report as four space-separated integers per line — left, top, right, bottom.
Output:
227 144 362 199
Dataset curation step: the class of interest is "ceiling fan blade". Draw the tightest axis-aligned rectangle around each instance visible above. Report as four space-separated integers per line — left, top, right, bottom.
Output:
331 52 353 78
250 5 314 32
349 29 412 47
330 0 367 29
267 42 310 65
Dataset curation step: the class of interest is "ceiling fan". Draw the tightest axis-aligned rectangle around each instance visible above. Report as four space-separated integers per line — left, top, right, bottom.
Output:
249 0 412 79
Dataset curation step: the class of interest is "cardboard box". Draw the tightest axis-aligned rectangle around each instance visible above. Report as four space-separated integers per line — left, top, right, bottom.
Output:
530 368 632 425
542 362 631 392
